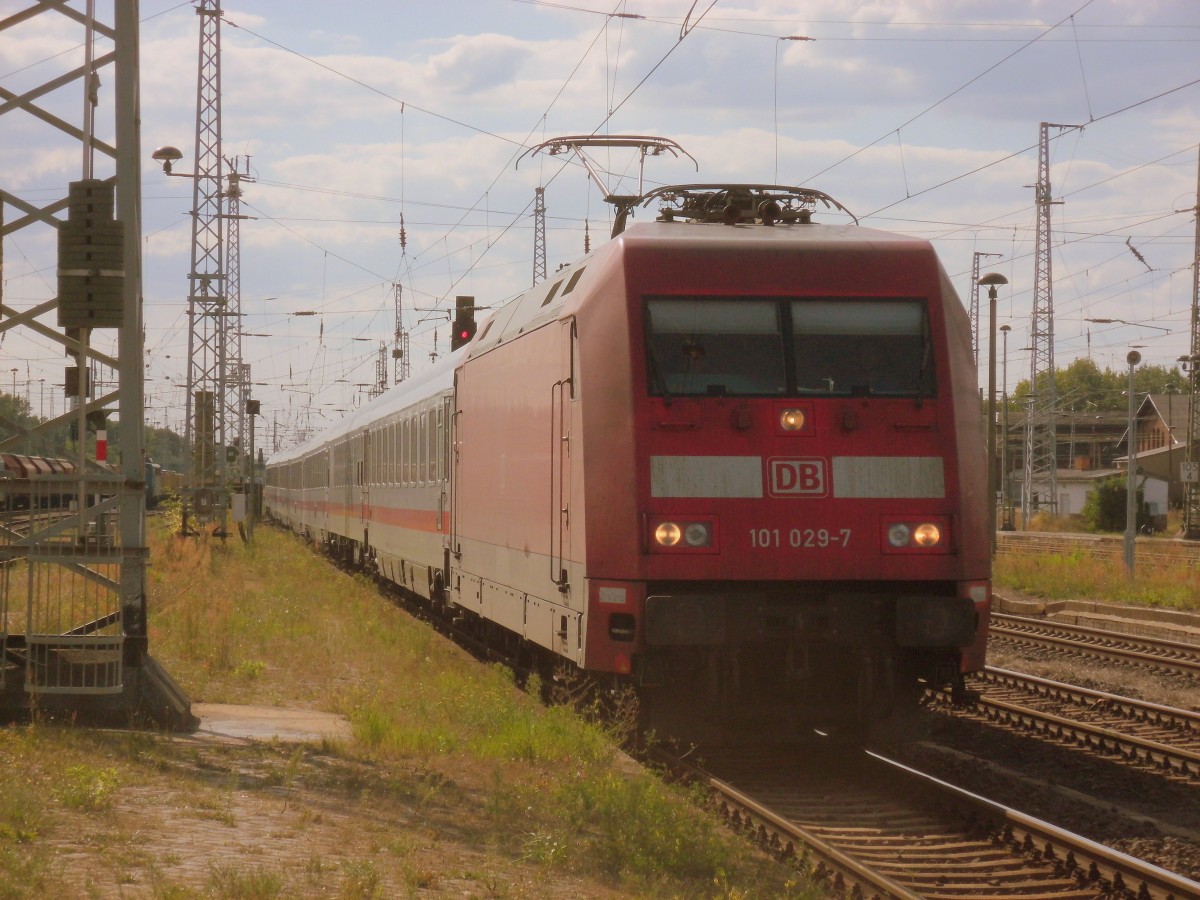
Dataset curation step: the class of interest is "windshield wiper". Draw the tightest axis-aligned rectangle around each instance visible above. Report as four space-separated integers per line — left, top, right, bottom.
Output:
646 346 673 407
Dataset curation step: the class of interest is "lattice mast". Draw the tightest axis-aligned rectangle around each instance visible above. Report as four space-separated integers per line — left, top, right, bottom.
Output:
0 1 196 722
1022 122 1076 523
369 343 387 401
533 186 547 286
182 0 227 534
393 282 410 384
970 251 1000 367
224 156 249 496
1184 148 1200 539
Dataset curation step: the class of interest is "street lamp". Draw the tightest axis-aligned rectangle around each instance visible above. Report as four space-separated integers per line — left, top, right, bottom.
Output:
151 145 184 174
978 272 1008 553
1125 349 1141 576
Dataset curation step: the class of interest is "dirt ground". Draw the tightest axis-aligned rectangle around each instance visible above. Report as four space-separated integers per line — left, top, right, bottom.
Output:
40 723 646 899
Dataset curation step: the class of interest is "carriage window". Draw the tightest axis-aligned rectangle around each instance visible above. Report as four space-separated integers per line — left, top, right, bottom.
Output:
645 298 786 396
408 415 418 484
791 299 932 397
402 419 410 486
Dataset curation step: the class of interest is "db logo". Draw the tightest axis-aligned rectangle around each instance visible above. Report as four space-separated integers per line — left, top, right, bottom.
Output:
768 457 827 497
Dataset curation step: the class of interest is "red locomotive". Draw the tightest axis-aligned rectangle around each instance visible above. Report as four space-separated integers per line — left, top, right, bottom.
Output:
266 183 990 741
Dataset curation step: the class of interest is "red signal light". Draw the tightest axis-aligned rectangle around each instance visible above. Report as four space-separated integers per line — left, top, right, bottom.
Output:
451 296 477 350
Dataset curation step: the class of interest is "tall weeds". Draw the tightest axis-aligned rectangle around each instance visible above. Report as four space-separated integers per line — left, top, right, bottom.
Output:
141 519 814 895
995 548 1200 609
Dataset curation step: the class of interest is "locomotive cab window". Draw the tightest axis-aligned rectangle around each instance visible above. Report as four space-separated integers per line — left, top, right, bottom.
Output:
791 299 933 397
644 296 933 398
645 298 786 396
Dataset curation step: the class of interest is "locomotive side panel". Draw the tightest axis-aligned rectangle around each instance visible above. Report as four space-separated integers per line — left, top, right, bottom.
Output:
452 320 587 661
939 268 992 670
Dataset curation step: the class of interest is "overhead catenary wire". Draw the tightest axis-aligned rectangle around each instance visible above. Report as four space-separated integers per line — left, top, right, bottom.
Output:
58 4 1185 449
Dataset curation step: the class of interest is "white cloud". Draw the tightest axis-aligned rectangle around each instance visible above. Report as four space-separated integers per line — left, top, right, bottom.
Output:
4 0 1199 427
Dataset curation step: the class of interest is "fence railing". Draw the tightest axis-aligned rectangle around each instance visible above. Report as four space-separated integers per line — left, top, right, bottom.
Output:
996 531 1200 569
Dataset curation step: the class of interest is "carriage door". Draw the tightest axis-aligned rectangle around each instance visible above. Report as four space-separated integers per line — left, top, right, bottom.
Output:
549 318 575 593
439 397 451 538
359 430 369 527
450 375 462 571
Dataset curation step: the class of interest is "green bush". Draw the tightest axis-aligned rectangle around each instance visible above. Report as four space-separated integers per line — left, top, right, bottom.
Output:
1082 475 1148 532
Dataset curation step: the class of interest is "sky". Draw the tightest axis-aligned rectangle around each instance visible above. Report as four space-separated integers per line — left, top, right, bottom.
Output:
2 0 1199 451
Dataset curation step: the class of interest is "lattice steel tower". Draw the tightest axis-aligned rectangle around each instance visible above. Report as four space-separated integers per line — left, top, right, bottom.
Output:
1184 149 1200 540
223 157 249 501
369 343 388 401
1022 122 1078 524
533 186 547 285
969 251 1000 367
393 283 410 384
181 0 228 535
0 1 192 725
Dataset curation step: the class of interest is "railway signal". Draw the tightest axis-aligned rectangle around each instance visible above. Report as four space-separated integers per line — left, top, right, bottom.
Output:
451 295 477 350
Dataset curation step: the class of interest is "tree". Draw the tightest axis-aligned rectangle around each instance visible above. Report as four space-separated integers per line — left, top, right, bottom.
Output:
0 391 64 457
1009 360 1186 412
1082 474 1149 532
144 424 188 472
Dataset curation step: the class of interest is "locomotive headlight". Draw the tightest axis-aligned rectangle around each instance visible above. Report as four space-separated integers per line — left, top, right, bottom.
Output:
913 523 941 547
882 517 950 553
648 516 718 552
779 408 806 431
655 522 682 546
887 523 911 547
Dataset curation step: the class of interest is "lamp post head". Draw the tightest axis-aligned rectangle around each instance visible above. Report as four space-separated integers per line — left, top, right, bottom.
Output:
151 145 184 174
977 271 1008 300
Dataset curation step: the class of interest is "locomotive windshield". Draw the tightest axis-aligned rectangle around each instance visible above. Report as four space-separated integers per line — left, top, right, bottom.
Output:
645 296 934 398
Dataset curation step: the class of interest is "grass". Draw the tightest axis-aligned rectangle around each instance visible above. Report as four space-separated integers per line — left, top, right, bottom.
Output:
995 512 1200 610
995 547 1200 610
0 506 820 898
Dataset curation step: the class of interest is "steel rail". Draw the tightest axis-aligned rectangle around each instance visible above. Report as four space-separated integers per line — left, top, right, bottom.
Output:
650 747 924 900
967 687 1200 780
991 612 1200 676
657 740 1200 899
865 750 1200 900
984 666 1200 733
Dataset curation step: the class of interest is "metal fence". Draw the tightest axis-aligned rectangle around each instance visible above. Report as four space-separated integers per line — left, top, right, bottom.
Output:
996 531 1200 570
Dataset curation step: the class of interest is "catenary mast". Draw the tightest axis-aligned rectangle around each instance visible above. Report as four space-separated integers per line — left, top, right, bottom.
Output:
1183 149 1200 539
181 0 228 535
1022 122 1078 524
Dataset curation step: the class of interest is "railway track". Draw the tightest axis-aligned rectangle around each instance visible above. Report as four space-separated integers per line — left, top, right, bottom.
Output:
930 667 1200 782
659 742 1200 899
990 612 1200 677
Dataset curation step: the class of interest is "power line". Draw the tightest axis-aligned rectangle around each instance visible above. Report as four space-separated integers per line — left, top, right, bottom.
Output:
804 0 1098 187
